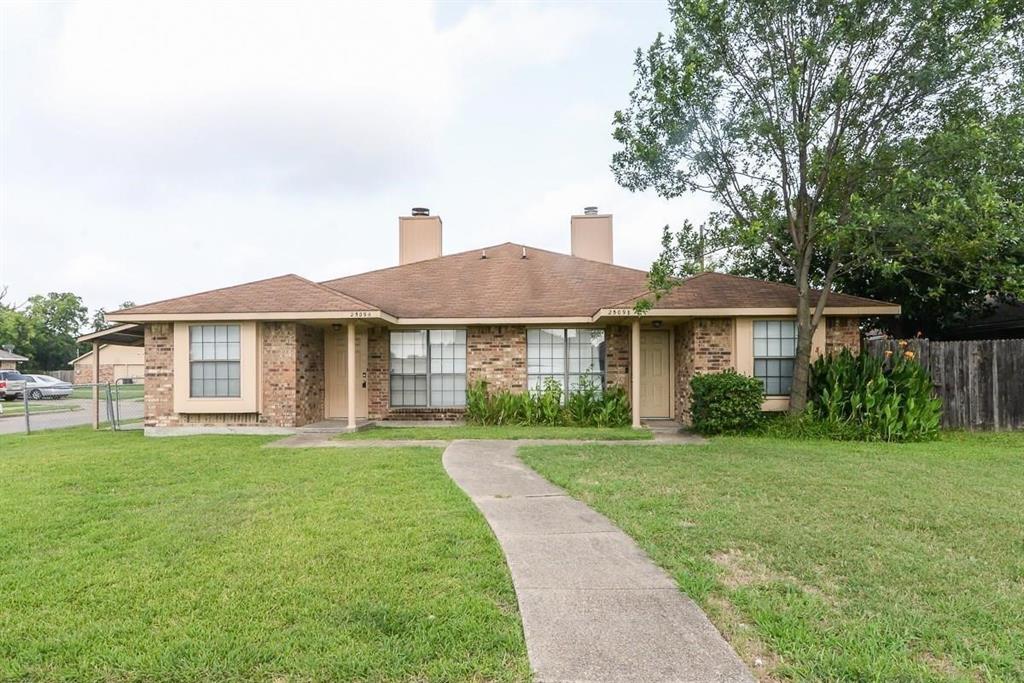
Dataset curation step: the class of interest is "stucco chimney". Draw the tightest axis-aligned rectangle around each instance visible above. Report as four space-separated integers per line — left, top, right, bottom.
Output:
570 207 613 263
399 208 442 265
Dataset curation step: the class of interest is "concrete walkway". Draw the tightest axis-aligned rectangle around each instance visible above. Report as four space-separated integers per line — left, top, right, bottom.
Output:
443 440 754 683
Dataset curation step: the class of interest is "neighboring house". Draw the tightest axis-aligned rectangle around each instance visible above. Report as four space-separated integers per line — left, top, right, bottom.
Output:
70 344 146 384
102 208 899 434
0 348 29 370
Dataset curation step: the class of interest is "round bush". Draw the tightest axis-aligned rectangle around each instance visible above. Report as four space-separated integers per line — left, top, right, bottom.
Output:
690 370 764 434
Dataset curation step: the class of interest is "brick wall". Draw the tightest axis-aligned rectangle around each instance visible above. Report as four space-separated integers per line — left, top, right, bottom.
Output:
693 318 734 372
674 322 695 422
604 325 630 392
467 326 527 393
367 327 389 420
295 324 325 426
144 323 176 427
143 321 326 429
261 322 298 427
74 363 115 385
825 317 861 356
672 318 735 425
260 322 325 428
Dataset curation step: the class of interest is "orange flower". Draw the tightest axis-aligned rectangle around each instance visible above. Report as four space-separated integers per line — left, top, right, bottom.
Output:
898 340 908 348
884 350 893 357
904 350 915 360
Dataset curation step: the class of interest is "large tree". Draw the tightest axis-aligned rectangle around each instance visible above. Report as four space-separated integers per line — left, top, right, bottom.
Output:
727 92 1024 338
0 292 89 373
612 0 1020 410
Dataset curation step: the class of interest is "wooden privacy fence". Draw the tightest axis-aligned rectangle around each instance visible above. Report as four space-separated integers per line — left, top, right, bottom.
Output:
865 338 1024 431
43 370 74 382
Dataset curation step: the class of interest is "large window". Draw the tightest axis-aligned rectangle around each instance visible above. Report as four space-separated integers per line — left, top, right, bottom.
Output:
189 324 241 397
753 320 796 396
527 328 605 396
390 329 466 407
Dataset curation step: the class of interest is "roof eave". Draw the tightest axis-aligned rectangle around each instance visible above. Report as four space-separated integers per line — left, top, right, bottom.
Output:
105 310 397 324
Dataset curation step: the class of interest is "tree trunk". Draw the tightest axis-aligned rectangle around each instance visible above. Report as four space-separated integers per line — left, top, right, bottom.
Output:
790 284 814 413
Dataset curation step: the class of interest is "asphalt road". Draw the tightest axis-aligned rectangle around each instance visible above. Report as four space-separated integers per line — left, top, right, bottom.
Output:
0 398 143 435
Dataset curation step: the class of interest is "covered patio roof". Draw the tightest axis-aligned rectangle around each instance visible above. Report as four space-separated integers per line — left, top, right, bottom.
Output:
77 323 145 347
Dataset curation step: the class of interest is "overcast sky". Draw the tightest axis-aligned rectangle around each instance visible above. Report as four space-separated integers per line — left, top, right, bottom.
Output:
1 0 716 313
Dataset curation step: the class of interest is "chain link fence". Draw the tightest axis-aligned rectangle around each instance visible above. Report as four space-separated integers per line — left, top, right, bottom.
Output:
0 378 144 435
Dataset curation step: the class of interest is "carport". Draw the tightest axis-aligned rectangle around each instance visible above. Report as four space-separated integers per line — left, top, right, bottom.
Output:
76 324 145 428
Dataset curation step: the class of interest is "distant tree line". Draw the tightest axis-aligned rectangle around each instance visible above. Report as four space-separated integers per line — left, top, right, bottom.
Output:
0 288 133 373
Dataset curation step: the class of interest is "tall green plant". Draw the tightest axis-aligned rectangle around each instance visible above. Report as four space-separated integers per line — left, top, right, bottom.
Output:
808 348 941 442
463 378 632 428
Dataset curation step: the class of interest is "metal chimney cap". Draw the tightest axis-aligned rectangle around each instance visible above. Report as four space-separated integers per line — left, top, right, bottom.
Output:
411 207 430 216
583 206 598 215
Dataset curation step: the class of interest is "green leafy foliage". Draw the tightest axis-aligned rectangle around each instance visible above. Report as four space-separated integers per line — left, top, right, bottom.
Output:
806 348 942 442
0 291 89 373
465 378 632 428
612 0 1020 406
689 370 764 435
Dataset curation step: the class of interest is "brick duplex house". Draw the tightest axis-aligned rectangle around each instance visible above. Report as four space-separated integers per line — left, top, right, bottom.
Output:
99 208 898 434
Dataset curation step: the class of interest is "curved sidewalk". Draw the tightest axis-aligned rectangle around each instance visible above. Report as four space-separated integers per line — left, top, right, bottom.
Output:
443 440 754 683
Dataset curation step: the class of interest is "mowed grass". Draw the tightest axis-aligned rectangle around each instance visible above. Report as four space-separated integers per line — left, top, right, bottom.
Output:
70 384 144 400
520 432 1024 682
0 429 530 682
339 424 652 441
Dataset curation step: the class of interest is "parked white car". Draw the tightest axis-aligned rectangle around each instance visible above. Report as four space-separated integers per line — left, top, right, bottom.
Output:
25 374 73 400
0 370 27 400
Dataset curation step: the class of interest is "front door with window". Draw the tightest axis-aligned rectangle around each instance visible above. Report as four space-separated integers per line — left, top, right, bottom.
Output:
639 330 671 418
325 327 368 419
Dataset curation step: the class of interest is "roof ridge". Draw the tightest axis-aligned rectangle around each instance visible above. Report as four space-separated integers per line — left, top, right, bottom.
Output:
117 273 305 314
322 241 649 287
289 274 382 311
321 242 518 286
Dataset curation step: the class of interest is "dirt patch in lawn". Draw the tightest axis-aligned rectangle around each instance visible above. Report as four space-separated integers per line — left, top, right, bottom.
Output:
712 548 828 601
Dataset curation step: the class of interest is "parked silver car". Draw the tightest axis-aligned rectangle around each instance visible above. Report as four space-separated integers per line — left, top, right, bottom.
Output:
0 370 27 400
25 374 73 400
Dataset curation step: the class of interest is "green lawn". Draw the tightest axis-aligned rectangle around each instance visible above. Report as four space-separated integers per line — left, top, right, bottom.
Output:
71 384 145 400
339 424 652 441
0 429 530 682
520 432 1024 682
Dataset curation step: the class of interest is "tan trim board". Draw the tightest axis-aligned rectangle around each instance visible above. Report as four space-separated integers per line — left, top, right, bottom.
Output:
596 305 900 319
109 305 897 326
107 310 397 323
380 316 598 326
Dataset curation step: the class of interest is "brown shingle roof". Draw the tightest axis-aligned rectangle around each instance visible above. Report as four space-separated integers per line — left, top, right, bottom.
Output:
321 243 651 318
117 274 378 315
608 272 894 310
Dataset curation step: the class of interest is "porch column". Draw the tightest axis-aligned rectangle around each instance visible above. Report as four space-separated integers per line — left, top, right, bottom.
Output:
92 341 100 429
631 319 641 428
347 322 356 429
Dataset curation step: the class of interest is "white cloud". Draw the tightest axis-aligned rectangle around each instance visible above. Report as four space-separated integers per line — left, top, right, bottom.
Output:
0 0 711 313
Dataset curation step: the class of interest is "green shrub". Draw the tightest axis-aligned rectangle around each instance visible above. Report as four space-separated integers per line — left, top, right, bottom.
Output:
690 370 764 435
808 348 942 442
464 378 632 428
755 411 867 441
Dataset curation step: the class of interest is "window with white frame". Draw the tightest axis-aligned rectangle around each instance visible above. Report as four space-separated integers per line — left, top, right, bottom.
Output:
189 324 241 397
527 328 605 396
390 329 466 407
753 320 796 396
